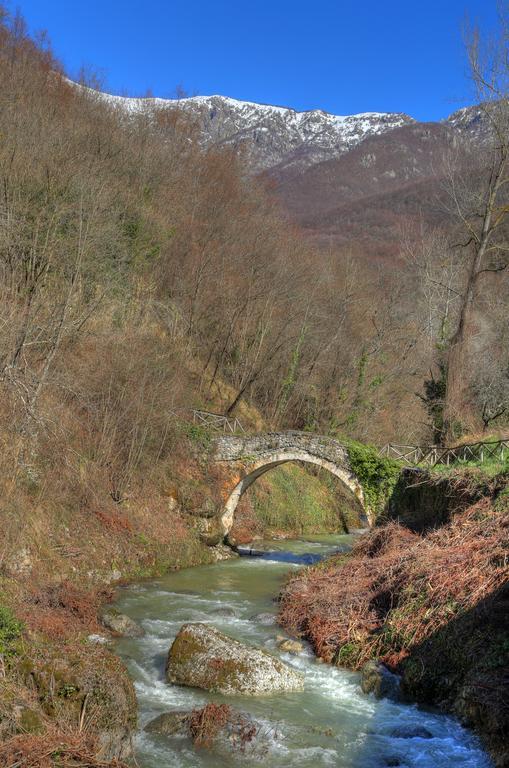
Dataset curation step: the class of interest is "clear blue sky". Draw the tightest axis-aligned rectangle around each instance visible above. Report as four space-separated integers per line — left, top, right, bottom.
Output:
16 0 498 121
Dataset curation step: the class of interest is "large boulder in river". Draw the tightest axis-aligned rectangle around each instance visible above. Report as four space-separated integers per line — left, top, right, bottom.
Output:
166 623 304 695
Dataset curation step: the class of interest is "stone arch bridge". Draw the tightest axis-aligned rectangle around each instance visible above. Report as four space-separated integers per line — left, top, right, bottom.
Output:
209 431 368 536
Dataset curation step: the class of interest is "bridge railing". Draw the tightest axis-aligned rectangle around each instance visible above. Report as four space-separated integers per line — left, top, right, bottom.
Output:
191 409 245 434
380 438 509 467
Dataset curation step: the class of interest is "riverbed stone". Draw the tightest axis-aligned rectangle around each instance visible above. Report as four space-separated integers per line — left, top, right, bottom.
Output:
100 608 145 638
360 660 400 700
210 543 239 562
145 706 263 754
166 622 304 695
210 606 238 617
390 725 433 739
278 638 304 655
145 710 189 736
251 612 277 625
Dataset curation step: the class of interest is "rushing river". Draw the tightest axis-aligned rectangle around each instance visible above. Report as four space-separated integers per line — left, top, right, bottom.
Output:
114 534 491 768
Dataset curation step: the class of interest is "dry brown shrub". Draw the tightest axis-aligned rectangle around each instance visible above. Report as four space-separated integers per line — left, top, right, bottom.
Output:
19 582 106 640
91 508 133 534
188 703 232 748
187 703 258 751
279 500 509 668
354 522 417 558
0 730 128 768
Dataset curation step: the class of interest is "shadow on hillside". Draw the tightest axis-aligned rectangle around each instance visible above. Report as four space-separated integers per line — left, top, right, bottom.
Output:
383 468 492 533
352 580 509 768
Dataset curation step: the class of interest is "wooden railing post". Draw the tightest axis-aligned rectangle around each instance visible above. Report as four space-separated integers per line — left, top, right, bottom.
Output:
378 437 509 468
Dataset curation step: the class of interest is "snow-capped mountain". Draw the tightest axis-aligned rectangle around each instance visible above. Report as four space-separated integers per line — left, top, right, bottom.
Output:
82 82 493 175
171 96 414 171
76 82 494 259
89 87 415 171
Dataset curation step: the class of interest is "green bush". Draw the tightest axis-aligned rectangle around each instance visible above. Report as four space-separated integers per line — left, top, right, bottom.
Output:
0 604 23 655
179 422 212 450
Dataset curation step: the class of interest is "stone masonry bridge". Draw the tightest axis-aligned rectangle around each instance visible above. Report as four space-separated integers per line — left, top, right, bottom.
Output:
210 431 368 536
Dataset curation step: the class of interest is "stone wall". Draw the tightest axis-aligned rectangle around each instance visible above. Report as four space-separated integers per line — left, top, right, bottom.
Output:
213 431 351 465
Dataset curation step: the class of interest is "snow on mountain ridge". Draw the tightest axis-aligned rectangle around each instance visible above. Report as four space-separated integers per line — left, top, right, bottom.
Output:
177 93 395 122
70 81 489 172
97 87 405 124
81 84 415 171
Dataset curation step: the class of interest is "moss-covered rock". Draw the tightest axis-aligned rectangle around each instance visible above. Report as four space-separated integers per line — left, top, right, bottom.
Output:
360 660 400 700
166 623 304 695
145 710 190 736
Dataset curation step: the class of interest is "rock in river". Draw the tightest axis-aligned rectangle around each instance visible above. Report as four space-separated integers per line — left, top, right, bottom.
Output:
145 710 190 736
251 612 276 625
277 637 304 655
166 622 304 696
146 705 265 755
360 660 400 700
100 608 145 638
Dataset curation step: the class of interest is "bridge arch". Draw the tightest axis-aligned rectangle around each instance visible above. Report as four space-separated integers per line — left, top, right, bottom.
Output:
211 432 368 535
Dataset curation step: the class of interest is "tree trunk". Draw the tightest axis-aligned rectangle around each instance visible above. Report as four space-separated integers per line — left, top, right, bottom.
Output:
442 143 505 444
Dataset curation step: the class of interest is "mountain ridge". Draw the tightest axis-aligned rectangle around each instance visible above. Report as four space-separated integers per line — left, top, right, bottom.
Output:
79 82 489 253
79 84 416 170
81 84 484 174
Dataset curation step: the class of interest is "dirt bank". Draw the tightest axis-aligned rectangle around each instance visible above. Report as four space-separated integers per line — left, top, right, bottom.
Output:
278 470 509 766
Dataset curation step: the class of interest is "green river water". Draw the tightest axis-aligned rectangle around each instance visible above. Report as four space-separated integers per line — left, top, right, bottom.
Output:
114 534 492 768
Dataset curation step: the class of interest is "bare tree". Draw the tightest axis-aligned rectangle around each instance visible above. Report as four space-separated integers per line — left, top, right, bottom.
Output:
471 352 509 431
401 224 462 351
442 16 509 441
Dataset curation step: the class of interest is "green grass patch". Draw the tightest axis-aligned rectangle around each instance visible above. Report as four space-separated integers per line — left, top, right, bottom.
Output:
251 463 356 534
0 604 23 655
177 421 213 450
431 455 509 478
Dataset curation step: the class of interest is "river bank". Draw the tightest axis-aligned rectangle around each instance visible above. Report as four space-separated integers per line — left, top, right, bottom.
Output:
0 450 360 767
278 471 509 766
113 535 491 768
1 440 506 767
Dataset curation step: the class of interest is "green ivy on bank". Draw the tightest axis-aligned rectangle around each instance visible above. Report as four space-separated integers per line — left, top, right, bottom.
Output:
345 440 402 519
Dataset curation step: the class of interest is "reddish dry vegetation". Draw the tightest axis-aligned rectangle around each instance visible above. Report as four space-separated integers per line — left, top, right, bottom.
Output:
279 500 508 667
187 703 258 751
17 582 108 641
279 496 509 761
0 731 128 768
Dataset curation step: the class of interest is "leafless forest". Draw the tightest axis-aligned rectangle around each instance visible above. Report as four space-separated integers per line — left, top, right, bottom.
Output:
1 6 509 482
